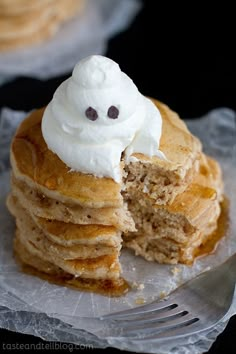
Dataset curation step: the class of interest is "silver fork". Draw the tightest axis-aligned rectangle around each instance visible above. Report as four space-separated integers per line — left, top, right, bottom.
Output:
99 254 236 341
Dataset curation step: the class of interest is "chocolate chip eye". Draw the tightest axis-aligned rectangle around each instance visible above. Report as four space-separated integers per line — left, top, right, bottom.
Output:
107 105 119 119
85 107 98 121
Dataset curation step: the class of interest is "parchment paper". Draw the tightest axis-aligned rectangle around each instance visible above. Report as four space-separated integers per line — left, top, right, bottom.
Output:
0 107 236 354
0 0 141 85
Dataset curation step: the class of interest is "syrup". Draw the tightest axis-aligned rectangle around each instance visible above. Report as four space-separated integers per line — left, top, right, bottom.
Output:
194 196 229 259
21 263 129 297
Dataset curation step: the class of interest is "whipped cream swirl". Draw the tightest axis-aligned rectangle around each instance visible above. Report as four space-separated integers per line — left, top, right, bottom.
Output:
42 55 165 183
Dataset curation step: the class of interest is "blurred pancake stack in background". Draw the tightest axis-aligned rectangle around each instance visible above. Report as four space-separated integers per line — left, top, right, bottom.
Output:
0 0 85 51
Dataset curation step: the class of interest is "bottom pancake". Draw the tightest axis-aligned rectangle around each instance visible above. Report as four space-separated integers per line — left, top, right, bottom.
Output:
14 236 129 297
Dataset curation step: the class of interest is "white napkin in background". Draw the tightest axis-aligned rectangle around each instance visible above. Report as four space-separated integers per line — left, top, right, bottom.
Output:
0 107 236 354
0 0 141 85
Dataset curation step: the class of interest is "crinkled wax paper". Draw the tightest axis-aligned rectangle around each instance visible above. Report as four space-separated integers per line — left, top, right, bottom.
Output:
0 0 141 85
0 107 236 354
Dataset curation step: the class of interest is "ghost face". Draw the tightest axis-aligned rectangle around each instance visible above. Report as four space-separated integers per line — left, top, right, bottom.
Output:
85 105 119 121
67 72 140 126
50 55 146 146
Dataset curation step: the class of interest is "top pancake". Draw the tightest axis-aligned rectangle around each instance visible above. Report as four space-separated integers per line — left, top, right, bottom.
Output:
132 100 202 176
11 100 202 209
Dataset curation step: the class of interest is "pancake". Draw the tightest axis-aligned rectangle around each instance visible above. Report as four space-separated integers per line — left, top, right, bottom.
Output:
123 228 218 265
36 218 121 248
14 237 129 297
0 0 84 51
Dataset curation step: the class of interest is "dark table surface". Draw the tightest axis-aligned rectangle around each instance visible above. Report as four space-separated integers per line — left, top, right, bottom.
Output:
0 1 235 353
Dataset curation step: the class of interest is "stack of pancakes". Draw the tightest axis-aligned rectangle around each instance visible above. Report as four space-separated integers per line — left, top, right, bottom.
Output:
7 100 223 295
0 0 84 51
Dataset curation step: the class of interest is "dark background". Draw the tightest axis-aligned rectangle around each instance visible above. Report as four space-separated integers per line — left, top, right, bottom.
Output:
0 1 235 116
0 1 235 353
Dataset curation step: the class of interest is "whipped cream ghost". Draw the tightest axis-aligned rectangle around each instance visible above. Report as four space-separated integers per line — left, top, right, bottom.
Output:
42 55 165 183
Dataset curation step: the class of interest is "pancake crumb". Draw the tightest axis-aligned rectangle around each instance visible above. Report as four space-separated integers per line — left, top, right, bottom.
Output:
171 266 181 276
159 291 167 299
131 282 145 290
135 297 146 305
137 283 145 290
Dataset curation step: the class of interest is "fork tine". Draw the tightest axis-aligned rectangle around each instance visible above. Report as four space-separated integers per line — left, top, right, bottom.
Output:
100 298 173 320
116 313 198 336
133 318 208 342
108 304 187 325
